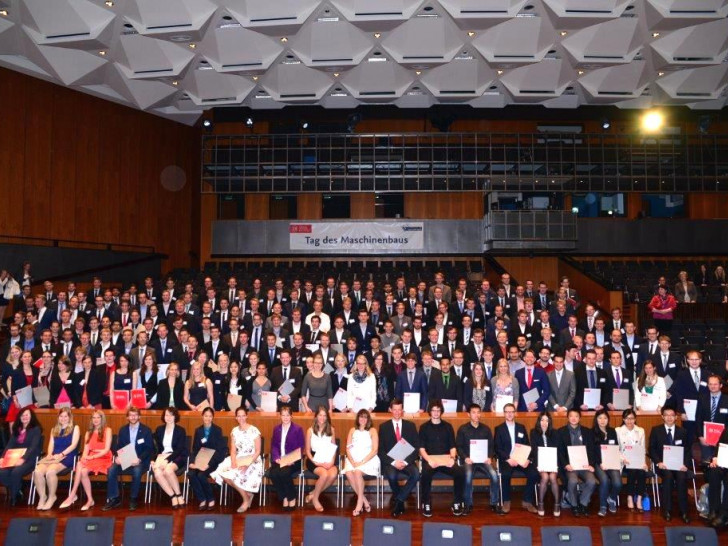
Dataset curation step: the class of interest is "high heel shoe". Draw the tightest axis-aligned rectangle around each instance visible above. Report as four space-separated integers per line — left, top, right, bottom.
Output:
363 499 371 513
305 493 314 504
59 495 77 509
176 494 186 508
81 501 95 512
352 507 362 517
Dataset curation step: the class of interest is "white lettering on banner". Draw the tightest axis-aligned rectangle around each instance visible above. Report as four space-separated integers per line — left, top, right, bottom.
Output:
289 222 424 251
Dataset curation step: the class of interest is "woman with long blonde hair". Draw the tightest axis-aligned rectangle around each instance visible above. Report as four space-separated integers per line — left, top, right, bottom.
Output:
34 407 80 510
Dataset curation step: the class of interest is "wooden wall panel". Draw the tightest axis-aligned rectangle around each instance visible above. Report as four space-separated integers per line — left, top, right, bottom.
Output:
688 194 728 219
495 256 560 289
297 193 322 219
0 68 199 271
405 192 483 219
350 193 375 218
557 259 623 316
245 194 270 220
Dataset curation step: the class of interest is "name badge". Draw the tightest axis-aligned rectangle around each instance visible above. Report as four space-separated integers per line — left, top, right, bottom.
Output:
124 378 131 383
436 353 442 358
485 386 490 391
721 408 728 414
80 379 86 386
402 323 409 328
201 438 207 444
290 379 295 384
167 348 173 353
198 383 205 388
609 439 615 445
526 333 532 338
675 439 683 445
599 378 606 383
533 378 540 383
137 439 144 444
348 319 355 324
700 381 707 387
215 380 221 384
668 363 675 368
65 380 73 384
633 344 640 348
517 432 524 438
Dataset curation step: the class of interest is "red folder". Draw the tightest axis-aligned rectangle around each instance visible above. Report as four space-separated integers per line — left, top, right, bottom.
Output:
704 422 725 446
130 389 147 409
112 390 130 410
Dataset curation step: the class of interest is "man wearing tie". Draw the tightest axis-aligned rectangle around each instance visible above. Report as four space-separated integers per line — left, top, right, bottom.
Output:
151 324 176 364
696 375 728 463
547 354 576 412
673 350 709 447
603 352 633 410
637 327 660 376
649 407 690 523
514 350 550 412
248 314 264 352
270 350 302 411
394 354 428 412
656 335 681 382
574 350 606 410
378 398 421 517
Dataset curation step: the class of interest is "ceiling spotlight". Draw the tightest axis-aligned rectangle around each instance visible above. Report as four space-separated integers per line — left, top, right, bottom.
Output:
189 43 196 49
333 72 339 77
252 76 258 81
0 9 8 16
105 0 114 6
577 70 585 75
301 121 309 130
641 110 664 132
415 70 421 75
657 71 665 76
560 31 567 36
601 118 611 130
172 80 178 86
374 32 381 38
202 119 212 130
245 117 254 127
280 37 288 42
99 50 106 56
467 31 475 37
497 70 503 75
652 32 660 37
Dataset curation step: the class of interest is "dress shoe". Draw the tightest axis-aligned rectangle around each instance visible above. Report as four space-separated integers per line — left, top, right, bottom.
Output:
681 512 690 524
501 501 511 514
129 500 138 511
391 500 405 517
664 511 672 522
463 505 473 516
711 515 727 528
102 497 121 511
579 504 589 517
522 501 538 514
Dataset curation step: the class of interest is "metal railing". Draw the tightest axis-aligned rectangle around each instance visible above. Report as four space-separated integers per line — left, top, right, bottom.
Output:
484 210 578 251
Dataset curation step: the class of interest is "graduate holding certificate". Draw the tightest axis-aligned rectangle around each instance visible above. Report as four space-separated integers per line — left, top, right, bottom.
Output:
556 408 597 517
529 411 560 517
303 407 338 513
187 407 226 510
269 405 305 510
592 410 622 517
0 408 42 506
706 414 728 527
616 409 648 512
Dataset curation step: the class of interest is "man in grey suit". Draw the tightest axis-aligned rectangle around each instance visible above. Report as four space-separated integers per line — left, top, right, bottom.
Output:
428 272 452 303
547 354 576 412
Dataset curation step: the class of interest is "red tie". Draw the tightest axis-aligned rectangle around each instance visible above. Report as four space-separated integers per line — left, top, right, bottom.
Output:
527 368 533 389
395 423 401 442
571 328 575 338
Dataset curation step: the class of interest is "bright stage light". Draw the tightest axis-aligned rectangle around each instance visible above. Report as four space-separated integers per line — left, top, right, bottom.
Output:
641 111 663 132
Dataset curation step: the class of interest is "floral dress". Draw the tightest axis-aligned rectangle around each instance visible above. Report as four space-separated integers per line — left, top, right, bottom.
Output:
214 425 264 492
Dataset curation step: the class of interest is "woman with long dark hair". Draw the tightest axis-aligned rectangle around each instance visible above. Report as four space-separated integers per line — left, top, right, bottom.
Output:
592 409 622 517
530 411 560 517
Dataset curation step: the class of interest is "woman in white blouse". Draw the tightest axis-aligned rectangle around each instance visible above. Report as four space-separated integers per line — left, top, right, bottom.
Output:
633 360 666 411
346 355 376 412
616 409 647 512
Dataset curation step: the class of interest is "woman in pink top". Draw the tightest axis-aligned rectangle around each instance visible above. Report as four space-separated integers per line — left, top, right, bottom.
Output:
647 285 677 334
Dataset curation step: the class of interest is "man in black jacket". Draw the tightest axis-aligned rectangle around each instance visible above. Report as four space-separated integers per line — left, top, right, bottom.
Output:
378 398 420 517
556 408 597 517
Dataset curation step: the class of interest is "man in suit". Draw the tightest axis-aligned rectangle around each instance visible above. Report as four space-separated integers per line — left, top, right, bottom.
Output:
696 375 728 462
603 351 634 410
649 406 691 522
260 333 283 372
559 316 585 348
556 409 598 517
533 282 551 312
547 354 576 412
394 354 428 412
150 323 176 365
637 326 660 376
428 272 452 303
655 335 681 382
514 349 550 412
604 329 635 377
270 349 303 411
202 325 230 363
574 350 607 410
378 398 421 517
494 403 539 513
351 309 376 352
102 406 154 512
428 357 463 410
673 350 711 447
129 331 151 371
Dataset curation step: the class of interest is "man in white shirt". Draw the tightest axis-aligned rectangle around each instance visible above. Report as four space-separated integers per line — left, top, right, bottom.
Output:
305 301 331 333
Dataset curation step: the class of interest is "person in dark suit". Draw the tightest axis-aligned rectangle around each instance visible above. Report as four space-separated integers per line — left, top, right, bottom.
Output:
155 362 184 409
707 425 728 527
555 408 597 517
655 335 681 382
673 350 711 448
187 407 227 509
378 398 421 517
0 408 43 504
649 406 691 522
150 324 177 365
573 350 607 410
73 354 105 408
152 406 189 508
428 357 462 409
696 375 728 463
602 352 634 409
514 349 550 412
102 406 154 511
394 354 428 412
351 310 376 352
494 403 539 513
259 334 282 373
269 349 303 411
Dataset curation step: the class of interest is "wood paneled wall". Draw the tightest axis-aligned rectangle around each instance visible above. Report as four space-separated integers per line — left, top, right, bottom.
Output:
687 193 728 219
245 194 270 220
495 256 560 289
404 192 484 219
557 259 623 316
0 68 198 270
351 193 375 218
297 194 322 219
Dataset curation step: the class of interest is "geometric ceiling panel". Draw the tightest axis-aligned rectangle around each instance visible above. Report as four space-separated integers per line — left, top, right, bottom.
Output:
0 0 726 124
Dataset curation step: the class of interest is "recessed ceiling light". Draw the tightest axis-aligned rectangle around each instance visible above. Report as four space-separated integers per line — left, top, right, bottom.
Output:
189 43 196 49
578 70 585 75
560 31 567 36
252 76 258 81
652 32 660 37
99 50 106 56
333 72 339 77
467 31 475 37
497 70 503 75
172 80 178 86
374 32 381 38
105 0 114 6
415 70 421 75
0 10 8 16
658 71 665 76
280 37 288 42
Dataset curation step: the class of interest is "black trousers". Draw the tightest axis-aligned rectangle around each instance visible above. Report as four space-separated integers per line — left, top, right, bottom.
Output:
420 462 464 505
657 468 688 513
268 461 301 503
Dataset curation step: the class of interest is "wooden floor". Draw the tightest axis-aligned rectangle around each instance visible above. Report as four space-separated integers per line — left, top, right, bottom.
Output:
0 486 723 545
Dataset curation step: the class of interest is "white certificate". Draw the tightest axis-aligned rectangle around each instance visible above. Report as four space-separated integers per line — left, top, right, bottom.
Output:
387 438 415 462
612 389 630 410
278 378 294 396
583 388 601 409
469 439 488 464
623 444 646 470
537 446 558 472
522 387 540 407
717 443 728 469
567 445 590 470
312 441 338 464
351 397 368 413
260 390 278 412
15 386 33 408
639 392 659 411
663 375 673 391
600 444 621 470
442 399 458 414
333 388 348 412
663 445 684 471
156 363 169 382
511 443 531 466
117 443 138 470
494 395 513 413
403 392 420 414
683 399 698 421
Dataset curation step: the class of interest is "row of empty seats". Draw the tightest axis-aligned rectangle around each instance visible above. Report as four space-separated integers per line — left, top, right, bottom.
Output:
3 515 720 546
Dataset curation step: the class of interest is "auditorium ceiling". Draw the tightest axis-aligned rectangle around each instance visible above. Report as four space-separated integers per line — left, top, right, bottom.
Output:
0 0 727 125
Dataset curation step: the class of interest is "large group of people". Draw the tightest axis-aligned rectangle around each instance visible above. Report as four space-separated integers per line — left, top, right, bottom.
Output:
0 267 727 526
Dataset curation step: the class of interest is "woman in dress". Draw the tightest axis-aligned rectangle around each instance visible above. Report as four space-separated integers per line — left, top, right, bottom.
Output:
35 351 54 407
155 361 184 409
530 411 560 517
72 345 86 373
330 353 349 407
343 409 380 516
346 355 376 412
464 362 493 412
592 409 622 517
49 355 74 408
371 352 396 412
132 351 158 409
246 358 271 411
73 355 104 409
216 406 264 513
7 351 39 426
211 354 229 410
301 354 333 413
0 408 42 505
184 361 214 411
647 285 677 334
60 410 113 510
109 354 133 409
304 406 338 512
224 358 244 411
616 409 648 511
490 358 519 412
188 407 226 510
633 360 666 411
152 407 189 507
34 407 80 510
269 405 305 510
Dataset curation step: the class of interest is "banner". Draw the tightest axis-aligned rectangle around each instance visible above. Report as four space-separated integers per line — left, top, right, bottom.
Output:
289 222 424 251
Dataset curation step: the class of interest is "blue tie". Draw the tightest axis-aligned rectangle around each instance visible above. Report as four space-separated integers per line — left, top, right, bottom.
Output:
589 369 596 389
711 396 718 421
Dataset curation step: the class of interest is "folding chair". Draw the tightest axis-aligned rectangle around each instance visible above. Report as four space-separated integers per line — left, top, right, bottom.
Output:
122 515 173 545
302 515 351 546
29 451 76 505
299 439 340 507
63 517 115 546
183 514 233 546
362 518 411 546
242 514 292 546
4 517 56 546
